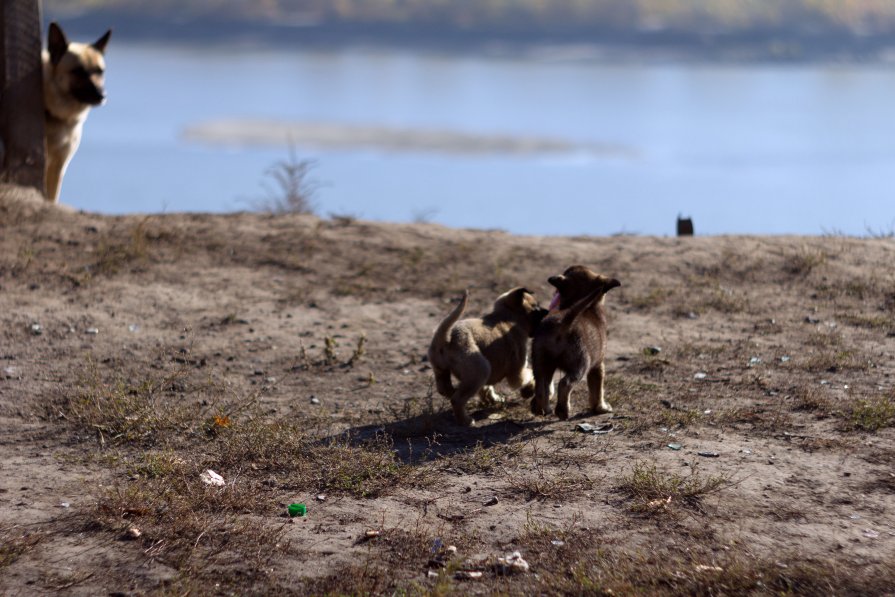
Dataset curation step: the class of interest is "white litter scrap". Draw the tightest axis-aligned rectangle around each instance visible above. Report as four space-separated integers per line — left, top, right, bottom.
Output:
645 496 672 511
496 551 530 574
200 469 225 486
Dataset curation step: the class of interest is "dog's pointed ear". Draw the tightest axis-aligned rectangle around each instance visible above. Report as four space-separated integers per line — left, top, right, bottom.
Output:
48 22 69 65
92 29 112 54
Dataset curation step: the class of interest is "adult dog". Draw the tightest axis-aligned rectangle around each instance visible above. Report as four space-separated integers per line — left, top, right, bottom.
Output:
531 266 620 420
42 22 111 202
429 288 547 426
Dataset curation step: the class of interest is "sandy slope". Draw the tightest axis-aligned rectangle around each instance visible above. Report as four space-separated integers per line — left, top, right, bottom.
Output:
1 188 894 594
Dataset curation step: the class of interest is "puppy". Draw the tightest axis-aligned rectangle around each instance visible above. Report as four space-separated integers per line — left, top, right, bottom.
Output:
532 266 621 420
429 288 548 426
42 22 111 202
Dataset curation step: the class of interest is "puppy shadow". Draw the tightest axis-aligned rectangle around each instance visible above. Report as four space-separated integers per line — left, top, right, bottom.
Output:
324 402 554 464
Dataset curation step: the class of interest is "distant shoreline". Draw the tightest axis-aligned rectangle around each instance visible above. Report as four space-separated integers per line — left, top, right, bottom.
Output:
45 9 895 64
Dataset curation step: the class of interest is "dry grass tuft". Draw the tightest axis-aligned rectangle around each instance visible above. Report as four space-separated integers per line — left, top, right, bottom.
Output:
629 286 675 310
508 470 596 502
91 219 152 276
62 357 202 447
846 396 895 432
617 462 729 515
94 469 286 572
0 529 43 568
783 246 827 276
541 547 893 596
445 441 524 475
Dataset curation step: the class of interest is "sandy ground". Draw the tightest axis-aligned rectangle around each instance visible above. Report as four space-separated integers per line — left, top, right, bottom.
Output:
1 186 894 595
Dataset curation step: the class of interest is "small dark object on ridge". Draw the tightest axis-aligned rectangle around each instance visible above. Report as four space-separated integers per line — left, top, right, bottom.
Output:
677 215 694 237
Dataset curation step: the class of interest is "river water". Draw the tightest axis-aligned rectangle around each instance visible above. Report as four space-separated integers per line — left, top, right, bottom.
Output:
61 42 895 236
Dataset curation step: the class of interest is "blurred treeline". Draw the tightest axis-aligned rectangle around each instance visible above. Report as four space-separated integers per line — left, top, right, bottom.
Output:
45 0 895 34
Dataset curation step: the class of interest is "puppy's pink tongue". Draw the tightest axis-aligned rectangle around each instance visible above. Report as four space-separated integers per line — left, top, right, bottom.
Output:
548 292 560 311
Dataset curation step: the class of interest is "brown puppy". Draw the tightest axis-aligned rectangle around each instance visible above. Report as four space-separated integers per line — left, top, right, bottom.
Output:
43 22 111 202
429 288 548 426
531 266 621 420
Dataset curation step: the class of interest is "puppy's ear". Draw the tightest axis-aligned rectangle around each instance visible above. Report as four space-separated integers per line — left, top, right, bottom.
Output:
48 22 69 65
513 287 532 304
92 29 112 54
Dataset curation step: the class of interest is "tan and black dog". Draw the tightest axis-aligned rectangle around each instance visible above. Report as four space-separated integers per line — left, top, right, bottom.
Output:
531 266 620 420
42 22 111 202
429 288 548 426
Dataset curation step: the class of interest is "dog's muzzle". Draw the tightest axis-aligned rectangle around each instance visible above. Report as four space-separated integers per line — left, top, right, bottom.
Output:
72 81 106 106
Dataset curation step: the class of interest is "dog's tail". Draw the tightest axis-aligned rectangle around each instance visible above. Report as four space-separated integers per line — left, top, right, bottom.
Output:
433 290 468 346
559 283 616 328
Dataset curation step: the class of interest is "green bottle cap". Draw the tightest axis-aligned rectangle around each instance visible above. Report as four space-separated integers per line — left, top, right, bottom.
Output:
288 503 307 517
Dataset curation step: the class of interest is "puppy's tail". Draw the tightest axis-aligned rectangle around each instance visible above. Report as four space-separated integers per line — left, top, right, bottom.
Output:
559 286 608 328
433 290 468 346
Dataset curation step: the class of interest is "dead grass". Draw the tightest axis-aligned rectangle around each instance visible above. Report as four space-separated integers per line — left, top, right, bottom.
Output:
62 357 202 447
254 145 320 215
629 285 675 310
672 277 748 316
713 402 793 433
607 376 702 433
787 386 894 433
836 312 895 332
797 331 872 373
508 469 596 502
846 396 895 432
57 349 441 592
9 219 895 595
537 547 894 596
783 246 828 276
93 470 287 572
0 529 43 568
90 219 152 277
444 441 524 475
789 386 836 416
617 462 730 515
699 283 748 314
301 525 462 596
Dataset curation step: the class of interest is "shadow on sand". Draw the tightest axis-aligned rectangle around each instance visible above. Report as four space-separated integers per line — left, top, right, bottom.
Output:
325 399 595 464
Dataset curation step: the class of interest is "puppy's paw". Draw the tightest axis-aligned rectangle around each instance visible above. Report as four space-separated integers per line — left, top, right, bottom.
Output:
479 386 505 407
452 414 474 427
530 399 548 417
554 404 570 420
520 382 535 400
592 403 613 415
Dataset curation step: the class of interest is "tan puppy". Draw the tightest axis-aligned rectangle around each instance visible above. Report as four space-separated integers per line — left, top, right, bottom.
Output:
429 288 548 426
42 22 111 202
531 266 620 420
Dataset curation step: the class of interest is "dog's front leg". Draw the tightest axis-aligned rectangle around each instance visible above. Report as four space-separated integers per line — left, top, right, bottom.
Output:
45 156 64 202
